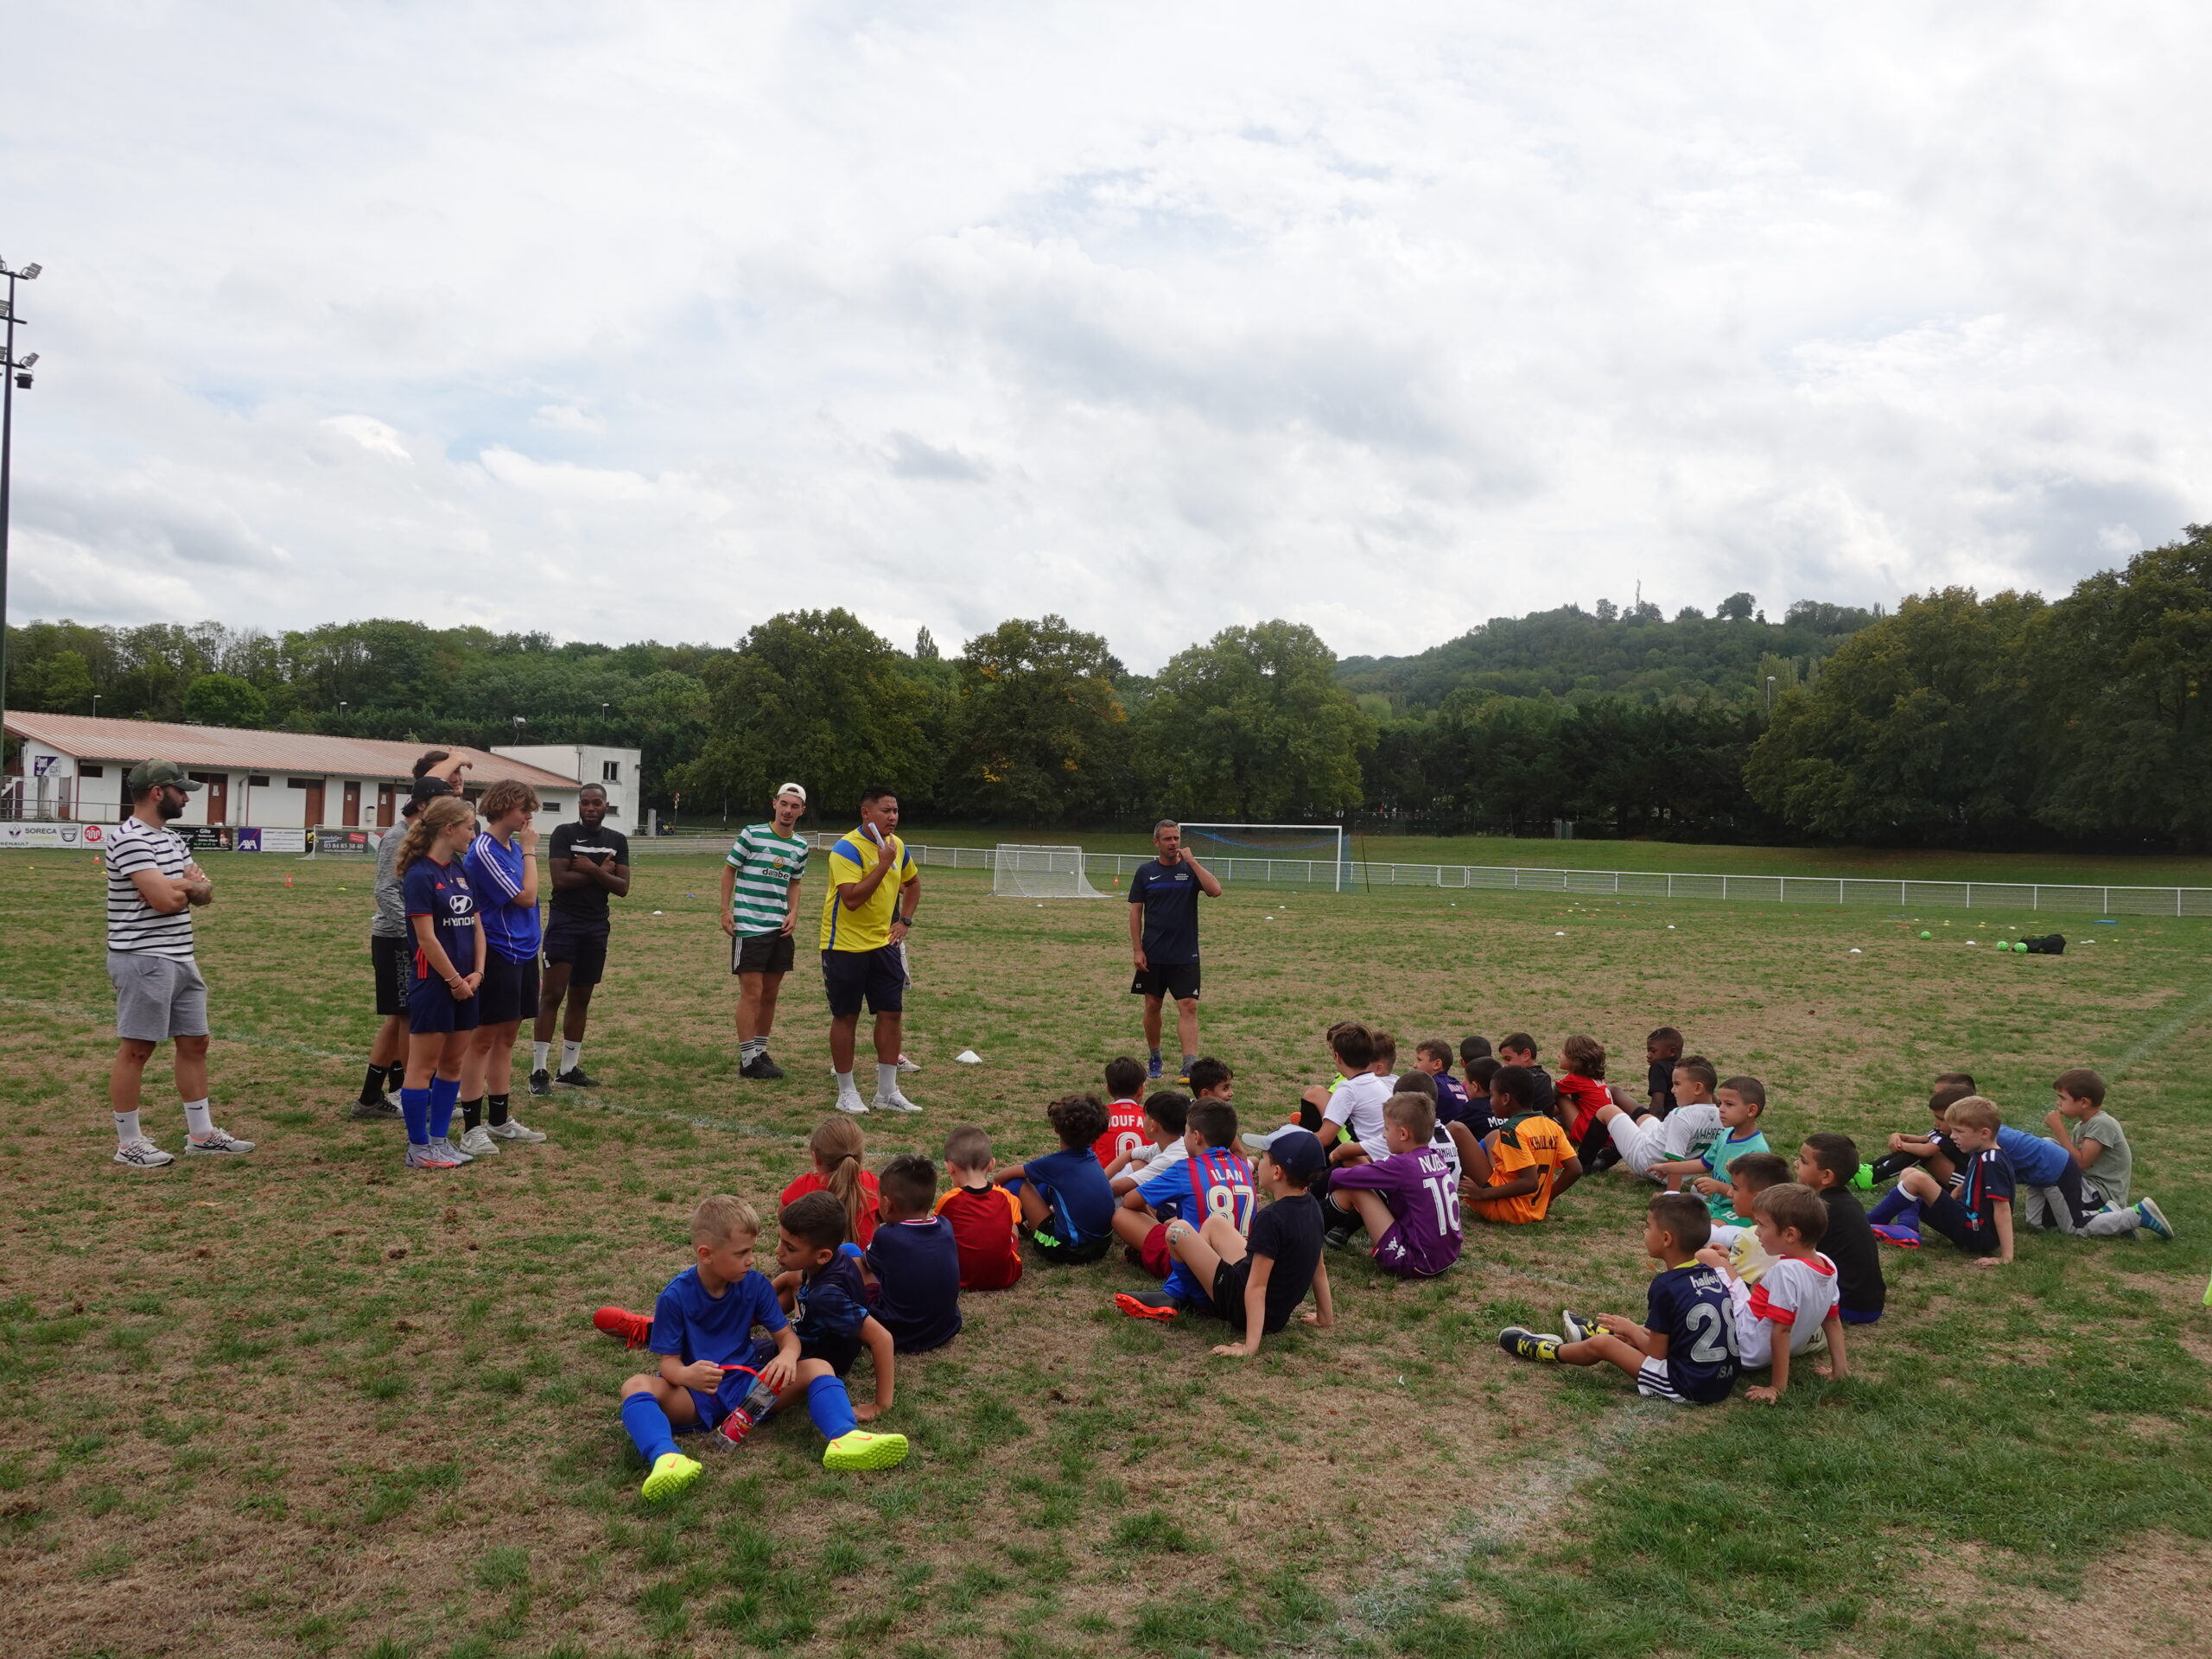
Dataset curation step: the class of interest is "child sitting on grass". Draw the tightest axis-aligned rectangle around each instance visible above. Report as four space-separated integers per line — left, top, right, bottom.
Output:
1094 1057 1151 1173
1554 1033 1621 1166
768 1191 907 1465
1318 1091 1464 1275
1497 1191 1737 1404
865 1154 962 1352
781 1116 880 1249
1461 1056 1502 1138
1796 1134 1885 1325
1414 1038 1471 1124
607 1194 904 1497
1653 1076 1770 1218
1643 1027 1684 1114
995 1094 1118 1264
1462 1065 1582 1224
1109 1090 1190 1192
2040 1068 2171 1239
1497 1033 1556 1118
1300 1022 1393 1162
1706 1182 1847 1402
1116 1128 1335 1356
1867 1096 2015 1266
1705 1151 1794 1282
1589 1055 1722 1181
934 1127 1023 1290
1113 1097 1254 1287
1867 1073 1975 1185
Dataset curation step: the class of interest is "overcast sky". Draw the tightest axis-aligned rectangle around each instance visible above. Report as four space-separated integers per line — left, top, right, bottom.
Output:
4 3 2206 670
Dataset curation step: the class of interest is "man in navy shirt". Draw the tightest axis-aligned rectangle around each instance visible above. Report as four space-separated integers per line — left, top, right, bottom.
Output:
1127 821 1222 1083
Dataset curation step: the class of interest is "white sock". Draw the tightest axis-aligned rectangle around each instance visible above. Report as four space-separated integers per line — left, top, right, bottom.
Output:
741 1037 766 1060
836 1069 861 1099
532 1041 550 1071
113 1109 142 1147
562 1041 582 1072
182 1099 213 1139
877 1062 900 1099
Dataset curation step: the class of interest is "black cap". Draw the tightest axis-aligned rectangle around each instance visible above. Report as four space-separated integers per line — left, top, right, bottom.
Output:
404 774 454 814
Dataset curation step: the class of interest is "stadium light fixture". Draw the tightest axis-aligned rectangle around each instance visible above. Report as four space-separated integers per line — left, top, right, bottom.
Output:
91 694 100 717
0 256 41 727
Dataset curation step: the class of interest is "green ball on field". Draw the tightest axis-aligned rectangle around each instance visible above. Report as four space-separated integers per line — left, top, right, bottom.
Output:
2016 940 2030 952
1919 931 1931 939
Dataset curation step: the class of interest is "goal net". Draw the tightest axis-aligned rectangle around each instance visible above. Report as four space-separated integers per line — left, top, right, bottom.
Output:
993 844 1107 899
1175 823 1349 891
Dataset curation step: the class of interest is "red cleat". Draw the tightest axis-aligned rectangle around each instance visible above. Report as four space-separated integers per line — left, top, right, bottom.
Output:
1113 1292 1185 1323
593 1306 654 1349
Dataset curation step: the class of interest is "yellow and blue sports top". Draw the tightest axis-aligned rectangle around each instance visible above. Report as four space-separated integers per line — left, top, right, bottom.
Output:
818 829 914 953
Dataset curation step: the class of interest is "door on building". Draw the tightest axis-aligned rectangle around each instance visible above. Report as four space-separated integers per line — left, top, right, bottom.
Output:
190 772 229 823
377 785 396 827
303 782 325 825
342 781 361 826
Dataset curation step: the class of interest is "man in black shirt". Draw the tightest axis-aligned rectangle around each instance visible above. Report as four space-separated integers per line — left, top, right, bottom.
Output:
1126 820 1222 1084
531 784 631 1094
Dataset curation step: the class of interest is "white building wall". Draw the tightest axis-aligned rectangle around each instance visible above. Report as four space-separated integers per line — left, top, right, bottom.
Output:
493 744 640 825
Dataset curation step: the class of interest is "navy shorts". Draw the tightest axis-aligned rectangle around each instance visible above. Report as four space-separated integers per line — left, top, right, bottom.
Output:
543 918 610 988
1923 1192 2001 1255
407 974 483 1035
822 945 906 1017
799 1332 863 1376
477 952 540 1025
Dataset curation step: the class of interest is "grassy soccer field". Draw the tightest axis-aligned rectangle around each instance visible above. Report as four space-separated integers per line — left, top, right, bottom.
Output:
2 851 2209 1659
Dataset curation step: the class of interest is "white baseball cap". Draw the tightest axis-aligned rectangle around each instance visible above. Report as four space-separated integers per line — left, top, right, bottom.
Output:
774 781 808 803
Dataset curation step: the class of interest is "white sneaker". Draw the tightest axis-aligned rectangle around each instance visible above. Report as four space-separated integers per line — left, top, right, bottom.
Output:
871 1090 923 1114
835 1093 870 1116
114 1137 175 1168
459 1124 499 1158
898 1054 922 1073
487 1118 546 1143
184 1127 256 1155
437 1136 475 1165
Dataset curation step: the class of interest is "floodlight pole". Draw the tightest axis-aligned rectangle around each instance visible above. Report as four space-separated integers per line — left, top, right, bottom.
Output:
0 258 40 724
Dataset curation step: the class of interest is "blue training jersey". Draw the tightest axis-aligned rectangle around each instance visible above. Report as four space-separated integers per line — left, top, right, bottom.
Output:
1645 1262 1738 1403
647 1266 786 1367
1023 1147 1117 1244
464 830 541 963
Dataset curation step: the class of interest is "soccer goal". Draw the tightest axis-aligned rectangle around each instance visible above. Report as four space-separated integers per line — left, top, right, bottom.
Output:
993 844 1107 899
1175 823 1350 891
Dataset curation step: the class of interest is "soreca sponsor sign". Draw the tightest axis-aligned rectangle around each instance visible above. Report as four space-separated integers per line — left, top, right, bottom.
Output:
0 823 102 849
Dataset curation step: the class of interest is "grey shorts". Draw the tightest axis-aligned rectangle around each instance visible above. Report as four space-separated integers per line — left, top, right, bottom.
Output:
109 951 210 1044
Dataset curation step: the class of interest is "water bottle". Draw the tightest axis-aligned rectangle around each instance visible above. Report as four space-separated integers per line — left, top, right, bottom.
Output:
716 1370 779 1447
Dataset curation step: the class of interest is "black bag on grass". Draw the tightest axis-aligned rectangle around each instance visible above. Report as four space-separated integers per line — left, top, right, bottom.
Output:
2023 933 2066 955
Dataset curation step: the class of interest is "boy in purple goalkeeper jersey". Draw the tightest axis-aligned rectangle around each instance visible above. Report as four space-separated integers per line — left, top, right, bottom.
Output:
1319 1092 1463 1277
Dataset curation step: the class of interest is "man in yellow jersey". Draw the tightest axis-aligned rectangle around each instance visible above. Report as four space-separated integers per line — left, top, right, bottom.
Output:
820 786 922 1115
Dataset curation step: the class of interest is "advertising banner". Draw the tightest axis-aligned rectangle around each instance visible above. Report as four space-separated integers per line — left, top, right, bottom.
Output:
236 827 308 854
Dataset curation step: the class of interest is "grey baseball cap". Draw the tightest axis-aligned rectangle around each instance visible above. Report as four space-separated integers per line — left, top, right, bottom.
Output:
126 760 202 792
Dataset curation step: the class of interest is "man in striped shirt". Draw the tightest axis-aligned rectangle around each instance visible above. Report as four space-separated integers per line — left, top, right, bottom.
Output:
105 760 253 1167
721 783 810 1079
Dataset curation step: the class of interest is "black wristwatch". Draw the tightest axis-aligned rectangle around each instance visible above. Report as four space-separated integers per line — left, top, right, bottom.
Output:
895 913 915 928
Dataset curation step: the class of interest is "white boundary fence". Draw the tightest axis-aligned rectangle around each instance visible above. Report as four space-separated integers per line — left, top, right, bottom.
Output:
623 832 2212 918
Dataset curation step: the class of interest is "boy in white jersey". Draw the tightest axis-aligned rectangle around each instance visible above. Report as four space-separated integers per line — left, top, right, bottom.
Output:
721 783 810 1079
1716 1183 1847 1402
104 760 252 1166
1589 1055 1725 1180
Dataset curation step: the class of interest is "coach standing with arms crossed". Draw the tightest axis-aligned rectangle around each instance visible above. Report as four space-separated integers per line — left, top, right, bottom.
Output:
821 787 921 1116
531 782 629 1095
1128 820 1222 1084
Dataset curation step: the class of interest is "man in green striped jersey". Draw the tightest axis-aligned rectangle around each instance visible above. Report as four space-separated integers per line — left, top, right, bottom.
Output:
721 783 810 1079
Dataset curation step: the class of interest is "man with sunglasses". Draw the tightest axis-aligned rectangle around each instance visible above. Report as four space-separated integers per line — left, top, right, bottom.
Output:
105 760 253 1167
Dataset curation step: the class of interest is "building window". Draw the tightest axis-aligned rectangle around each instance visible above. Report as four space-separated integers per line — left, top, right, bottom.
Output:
80 766 105 778
287 778 314 788
248 775 271 787
543 799 562 816
601 760 620 782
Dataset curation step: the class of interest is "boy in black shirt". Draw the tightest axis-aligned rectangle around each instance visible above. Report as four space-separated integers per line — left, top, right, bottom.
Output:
1644 1027 1683 1114
862 1154 963 1353
1119 1128 1334 1356
1797 1134 1886 1325
1498 1033 1556 1120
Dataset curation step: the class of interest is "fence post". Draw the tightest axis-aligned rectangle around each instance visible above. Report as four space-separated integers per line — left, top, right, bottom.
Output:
1614 872 1621 894
2033 885 2039 912
2104 887 2109 913
1965 883 1972 911
2178 887 2183 918
1837 879 1844 905
1721 875 1728 900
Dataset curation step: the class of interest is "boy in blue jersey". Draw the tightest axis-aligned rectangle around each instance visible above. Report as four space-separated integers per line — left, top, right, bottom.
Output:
606 1193 905 1497
995 1095 1117 1264
1110 1099 1255 1316
1653 1077 1770 1219
459 779 550 1157
1868 1096 2017 1264
863 1154 963 1353
1500 1192 1738 1404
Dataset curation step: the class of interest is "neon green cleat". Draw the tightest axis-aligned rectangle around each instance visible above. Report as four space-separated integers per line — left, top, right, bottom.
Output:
823 1429 909 1471
640 1452 702 1501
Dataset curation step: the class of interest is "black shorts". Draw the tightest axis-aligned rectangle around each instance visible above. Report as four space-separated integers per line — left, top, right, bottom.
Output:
1209 1257 1249 1322
543 918 610 988
372 933 410 1018
822 945 906 1017
1130 961 1201 1001
798 1332 861 1376
734 931 797 976
407 976 483 1036
1923 1192 2001 1255
478 952 540 1025
1027 1227 1112 1265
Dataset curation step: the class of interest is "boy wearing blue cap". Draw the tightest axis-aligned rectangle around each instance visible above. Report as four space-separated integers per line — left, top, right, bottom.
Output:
1114 1128 1335 1357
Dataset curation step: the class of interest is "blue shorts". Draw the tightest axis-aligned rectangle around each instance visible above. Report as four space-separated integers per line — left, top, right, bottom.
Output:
407 975 483 1035
822 945 906 1018
680 1337 780 1433
1840 1306 1883 1325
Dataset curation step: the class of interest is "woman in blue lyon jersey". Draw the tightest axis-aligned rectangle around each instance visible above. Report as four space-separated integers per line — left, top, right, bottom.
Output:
397 796 486 1170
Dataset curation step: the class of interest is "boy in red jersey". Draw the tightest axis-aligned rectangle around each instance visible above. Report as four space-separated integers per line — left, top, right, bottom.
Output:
934 1126 1022 1289
1094 1056 1150 1172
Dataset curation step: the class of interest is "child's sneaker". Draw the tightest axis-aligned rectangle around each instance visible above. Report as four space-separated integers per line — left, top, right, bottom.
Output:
184 1127 256 1155
1498 1326 1561 1363
1323 1221 1358 1251
1559 1309 1595 1344
113 1137 175 1169
823 1429 908 1471
1114 1292 1185 1323
2135 1197 2175 1240
593 1306 654 1349
1849 1165 1874 1192
458 1125 500 1158
639 1451 702 1500
489 1118 546 1143
405 1141 464 1169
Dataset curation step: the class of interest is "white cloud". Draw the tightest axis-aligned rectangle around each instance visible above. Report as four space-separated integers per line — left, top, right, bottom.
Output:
3 3 2209 665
